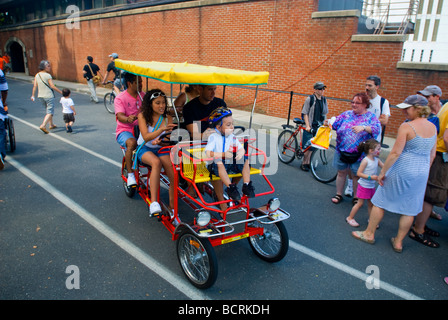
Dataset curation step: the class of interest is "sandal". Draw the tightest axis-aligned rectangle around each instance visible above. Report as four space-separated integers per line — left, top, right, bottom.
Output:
409 229 440 248
331 194 343 204
390 237 402 253
39 126 49 134
346 217 359 227
424 225 440 237
352 198 359 206
352 231 375 244
49 125 57 129
300 164 310 172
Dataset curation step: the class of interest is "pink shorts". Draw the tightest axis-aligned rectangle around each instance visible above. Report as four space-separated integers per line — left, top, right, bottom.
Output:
356 184 376 200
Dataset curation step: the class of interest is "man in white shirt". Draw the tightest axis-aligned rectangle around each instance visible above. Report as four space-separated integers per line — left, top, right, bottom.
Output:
365 75 390 141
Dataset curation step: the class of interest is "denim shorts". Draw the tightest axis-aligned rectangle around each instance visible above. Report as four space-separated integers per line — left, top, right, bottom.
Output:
40 97 55 115
116 131 135 149
137 145 169 162
333 151 361 173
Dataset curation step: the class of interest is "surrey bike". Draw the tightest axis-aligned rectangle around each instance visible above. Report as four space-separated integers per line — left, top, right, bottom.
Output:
277 118 337 183
115 59 290 289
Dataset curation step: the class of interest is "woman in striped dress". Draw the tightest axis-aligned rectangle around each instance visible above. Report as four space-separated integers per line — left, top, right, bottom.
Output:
352 95 437 252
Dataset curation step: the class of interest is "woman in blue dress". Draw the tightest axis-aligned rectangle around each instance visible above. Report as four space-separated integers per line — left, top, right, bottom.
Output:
352 95 437 252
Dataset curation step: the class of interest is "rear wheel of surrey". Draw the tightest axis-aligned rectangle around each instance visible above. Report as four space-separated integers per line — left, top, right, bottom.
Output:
248 220 289 262
177 230 218 289
104 92 115 114
310 144 337 183
277 130 297 164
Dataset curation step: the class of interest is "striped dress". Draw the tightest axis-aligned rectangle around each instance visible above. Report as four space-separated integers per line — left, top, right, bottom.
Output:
371 123 436 216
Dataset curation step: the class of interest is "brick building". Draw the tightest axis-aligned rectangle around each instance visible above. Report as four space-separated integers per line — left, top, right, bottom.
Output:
1 0 447 137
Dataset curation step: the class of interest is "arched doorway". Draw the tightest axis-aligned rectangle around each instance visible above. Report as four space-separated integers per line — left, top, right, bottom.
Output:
4 37 28 75
9 42 25 72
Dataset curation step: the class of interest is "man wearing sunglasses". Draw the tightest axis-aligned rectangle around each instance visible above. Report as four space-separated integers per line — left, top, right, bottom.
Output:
115 73 144 187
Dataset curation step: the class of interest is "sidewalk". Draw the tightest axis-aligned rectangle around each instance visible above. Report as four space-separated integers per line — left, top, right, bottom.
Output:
7 72 396 150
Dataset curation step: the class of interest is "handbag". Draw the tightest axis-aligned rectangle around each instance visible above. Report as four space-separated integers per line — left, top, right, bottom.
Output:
87 63 101 85
339 150 362 164
310 125 332 150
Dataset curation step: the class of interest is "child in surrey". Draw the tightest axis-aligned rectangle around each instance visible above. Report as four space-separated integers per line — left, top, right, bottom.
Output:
346 139 384 227
205 107 255 202
136 89 177 218
60 88 76 133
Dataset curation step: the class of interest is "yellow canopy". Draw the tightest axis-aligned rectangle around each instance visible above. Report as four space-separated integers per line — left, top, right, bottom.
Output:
114 59 269 86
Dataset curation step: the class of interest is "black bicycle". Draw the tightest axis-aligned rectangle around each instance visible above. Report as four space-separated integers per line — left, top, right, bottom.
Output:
277 118 337 183
103 81 118 114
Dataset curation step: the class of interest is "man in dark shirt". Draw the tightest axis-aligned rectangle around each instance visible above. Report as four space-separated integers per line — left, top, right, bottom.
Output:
82 56 102 103
102 53 123 94
183 85 227 140
182 85 229 208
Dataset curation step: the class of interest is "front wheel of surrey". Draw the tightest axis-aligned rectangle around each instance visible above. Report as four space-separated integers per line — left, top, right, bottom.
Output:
310 144 337 183
248 221 289 262
122 160 136 198
104 92 115 114
177 230 218 289
277 130 297 164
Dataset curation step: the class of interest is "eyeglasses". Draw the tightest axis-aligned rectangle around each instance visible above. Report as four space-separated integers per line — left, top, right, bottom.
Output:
351 101 363 105
150 92 166 100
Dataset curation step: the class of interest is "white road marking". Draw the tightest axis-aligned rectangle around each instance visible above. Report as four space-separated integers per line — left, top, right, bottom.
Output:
6 157 210 300
8 114 425 300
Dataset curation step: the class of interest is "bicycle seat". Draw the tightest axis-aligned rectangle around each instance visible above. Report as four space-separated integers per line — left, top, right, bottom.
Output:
293 118 305 125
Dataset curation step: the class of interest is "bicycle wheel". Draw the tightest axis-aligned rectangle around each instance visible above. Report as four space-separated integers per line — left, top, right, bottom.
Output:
7 118 15 152
104 92 115 114
177 230 218 289
277 130 297 164
248 220 289 262
310 144 337 183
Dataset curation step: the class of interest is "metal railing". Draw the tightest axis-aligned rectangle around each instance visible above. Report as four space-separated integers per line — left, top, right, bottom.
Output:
362 0 419 35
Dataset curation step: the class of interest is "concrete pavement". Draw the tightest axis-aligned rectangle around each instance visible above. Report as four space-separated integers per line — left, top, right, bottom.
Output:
6 72 396 150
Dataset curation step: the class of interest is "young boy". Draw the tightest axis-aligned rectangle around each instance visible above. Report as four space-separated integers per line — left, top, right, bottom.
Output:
60 88 76 133
205 107 255 201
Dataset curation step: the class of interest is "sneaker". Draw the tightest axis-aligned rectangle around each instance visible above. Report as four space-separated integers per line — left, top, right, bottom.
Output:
225 183 241 201
127 173 137 187
67 125 72 133
170 209 180 226
149 201 162 217
344 180 353 197
242 181 255 198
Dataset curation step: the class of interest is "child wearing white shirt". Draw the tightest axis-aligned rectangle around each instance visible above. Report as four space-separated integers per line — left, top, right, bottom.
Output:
205 107 255 201
60 88 76 133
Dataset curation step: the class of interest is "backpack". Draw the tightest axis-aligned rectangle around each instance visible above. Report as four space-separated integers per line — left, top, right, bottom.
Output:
301 94 326 122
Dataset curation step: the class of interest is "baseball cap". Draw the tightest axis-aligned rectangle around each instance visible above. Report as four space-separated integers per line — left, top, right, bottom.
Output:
396 95 428 109
109 53 119 59
314 82 326 90
417 85 442 97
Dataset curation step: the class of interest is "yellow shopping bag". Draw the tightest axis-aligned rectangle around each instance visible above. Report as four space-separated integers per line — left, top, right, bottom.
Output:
310 125 332 150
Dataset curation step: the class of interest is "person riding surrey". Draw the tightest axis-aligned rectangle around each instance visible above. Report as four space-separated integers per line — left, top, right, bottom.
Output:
115 72 145 187
300 81 328 171
205 107 255 204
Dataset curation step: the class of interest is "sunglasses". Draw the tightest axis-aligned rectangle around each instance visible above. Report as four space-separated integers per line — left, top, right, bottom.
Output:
150 92 166 100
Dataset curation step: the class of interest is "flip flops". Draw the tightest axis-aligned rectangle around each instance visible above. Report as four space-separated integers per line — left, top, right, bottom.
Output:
351 231 375 244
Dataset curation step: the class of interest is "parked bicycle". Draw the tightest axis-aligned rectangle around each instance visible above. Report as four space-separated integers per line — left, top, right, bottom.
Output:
277 118 337 183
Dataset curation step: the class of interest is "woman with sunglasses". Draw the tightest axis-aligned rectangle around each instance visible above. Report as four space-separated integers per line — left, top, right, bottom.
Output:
137 89 177 217
330 92 381 205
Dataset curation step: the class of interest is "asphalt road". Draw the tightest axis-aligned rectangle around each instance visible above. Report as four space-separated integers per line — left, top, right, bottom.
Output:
1 79 448 304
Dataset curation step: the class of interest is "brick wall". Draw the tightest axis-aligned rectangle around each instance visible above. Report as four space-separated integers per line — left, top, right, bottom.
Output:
1 0 447 137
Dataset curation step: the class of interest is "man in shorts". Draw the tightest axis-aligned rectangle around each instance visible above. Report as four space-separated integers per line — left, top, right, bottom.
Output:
412 87 448 248
115 73 144 187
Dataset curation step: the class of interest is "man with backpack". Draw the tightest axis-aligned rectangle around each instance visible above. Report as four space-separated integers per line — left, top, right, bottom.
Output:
300 81 328 171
